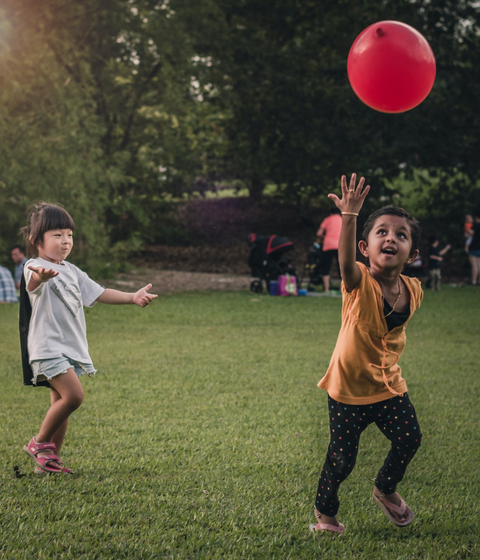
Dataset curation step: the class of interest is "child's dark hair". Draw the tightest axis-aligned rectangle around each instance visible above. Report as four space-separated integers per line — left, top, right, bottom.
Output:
20 203 75 257
329 206 342 215
362 206 420 254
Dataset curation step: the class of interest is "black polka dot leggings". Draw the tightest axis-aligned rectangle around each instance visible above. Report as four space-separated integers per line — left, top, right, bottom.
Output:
315 393 422 517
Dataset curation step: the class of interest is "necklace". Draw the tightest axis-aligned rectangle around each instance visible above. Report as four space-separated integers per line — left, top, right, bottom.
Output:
383 277 402 318
368 268 402 318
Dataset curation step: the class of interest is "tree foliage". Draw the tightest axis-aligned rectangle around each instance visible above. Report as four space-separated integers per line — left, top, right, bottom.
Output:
187 0 480 206
1 0 479 271
0 0 210 271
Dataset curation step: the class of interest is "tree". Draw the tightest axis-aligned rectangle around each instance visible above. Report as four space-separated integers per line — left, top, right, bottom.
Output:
185 0 480 208
0 0 211 270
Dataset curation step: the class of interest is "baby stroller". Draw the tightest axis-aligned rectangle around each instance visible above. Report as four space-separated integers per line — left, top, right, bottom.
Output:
247 234 296 293
301 240 324 290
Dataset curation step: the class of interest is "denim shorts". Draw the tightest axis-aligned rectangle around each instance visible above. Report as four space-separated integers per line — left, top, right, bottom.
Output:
468 249 480 258
31 355 96 385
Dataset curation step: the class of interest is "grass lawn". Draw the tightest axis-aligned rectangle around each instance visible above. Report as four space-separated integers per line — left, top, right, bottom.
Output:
1 287 479 559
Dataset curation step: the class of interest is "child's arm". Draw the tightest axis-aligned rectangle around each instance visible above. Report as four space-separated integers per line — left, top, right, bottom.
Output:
439 244 451 256
96 284 158 307
328 174 370 291
27 265 59 292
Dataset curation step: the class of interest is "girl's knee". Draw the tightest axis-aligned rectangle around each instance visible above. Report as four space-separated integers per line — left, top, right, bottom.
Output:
326 449 357 478
66 387 84 411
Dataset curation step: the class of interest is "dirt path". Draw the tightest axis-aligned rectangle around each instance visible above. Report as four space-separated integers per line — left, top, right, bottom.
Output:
103 269 253 294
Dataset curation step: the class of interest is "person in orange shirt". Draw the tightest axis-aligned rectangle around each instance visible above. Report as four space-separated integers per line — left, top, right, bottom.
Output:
310 174 423 534
316 207 342 293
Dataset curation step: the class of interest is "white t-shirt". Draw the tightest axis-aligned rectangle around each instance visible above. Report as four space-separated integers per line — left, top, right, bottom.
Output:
25 258 105 363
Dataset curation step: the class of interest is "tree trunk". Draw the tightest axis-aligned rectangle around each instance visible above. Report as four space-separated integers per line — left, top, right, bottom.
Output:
249 173 264 201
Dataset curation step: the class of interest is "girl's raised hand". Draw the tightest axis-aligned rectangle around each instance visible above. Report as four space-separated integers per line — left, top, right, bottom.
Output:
27 265 59 283
328 173 370 215
133 284 158 307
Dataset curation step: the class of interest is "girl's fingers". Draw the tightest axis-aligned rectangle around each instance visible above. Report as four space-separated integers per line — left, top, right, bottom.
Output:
349 173 357 191
340 175 348 195
27 266 58 278
136 288 158 307
328 193 341 205
360 184 371 198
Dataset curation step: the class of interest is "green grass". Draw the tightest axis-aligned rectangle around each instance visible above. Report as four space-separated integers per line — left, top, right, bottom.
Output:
1 287 479 559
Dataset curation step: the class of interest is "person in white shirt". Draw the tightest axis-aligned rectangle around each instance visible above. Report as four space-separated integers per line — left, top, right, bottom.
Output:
20 203 157 475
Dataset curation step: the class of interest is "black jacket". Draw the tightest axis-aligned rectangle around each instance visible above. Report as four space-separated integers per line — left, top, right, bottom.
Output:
19 274 50 388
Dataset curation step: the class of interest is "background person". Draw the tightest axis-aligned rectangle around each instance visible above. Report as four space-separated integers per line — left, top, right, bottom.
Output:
0 264 19 303
316 207 342 293
428 236 451 291
466 213 480 285
464 214 473 238
11 245 28 289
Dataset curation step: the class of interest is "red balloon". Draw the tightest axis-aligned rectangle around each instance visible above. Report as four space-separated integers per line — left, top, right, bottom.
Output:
347 21 436 113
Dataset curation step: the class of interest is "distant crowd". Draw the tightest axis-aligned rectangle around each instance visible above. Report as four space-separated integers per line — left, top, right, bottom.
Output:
0 245 27 303
2 212 479 304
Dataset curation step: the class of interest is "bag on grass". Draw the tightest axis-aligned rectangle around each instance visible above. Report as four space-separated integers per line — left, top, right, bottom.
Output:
277 274 298 296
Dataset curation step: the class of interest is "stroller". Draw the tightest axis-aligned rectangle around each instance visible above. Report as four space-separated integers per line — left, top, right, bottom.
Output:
301 239 324 290
247 234 296 293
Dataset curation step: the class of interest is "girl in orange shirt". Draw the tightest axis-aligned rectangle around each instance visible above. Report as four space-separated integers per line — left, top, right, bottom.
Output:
310 174 423 534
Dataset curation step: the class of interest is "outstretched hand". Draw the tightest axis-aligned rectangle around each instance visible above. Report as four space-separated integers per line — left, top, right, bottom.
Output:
133 284 158 307
27 265 59 283
328 173 370 215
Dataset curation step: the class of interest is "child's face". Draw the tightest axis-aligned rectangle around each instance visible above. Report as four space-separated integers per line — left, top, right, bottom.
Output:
37 229 73 263
359 215 417 271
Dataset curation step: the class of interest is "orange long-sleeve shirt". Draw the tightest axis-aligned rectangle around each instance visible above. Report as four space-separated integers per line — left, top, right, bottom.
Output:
318 262 423 405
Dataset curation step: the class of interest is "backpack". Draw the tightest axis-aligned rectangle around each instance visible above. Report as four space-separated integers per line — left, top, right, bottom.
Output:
19 274 50 388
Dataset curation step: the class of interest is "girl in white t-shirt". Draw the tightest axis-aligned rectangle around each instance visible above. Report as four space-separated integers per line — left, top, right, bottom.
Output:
20 203 157 474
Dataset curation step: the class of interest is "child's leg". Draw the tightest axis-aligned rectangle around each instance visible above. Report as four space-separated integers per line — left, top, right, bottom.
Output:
373 394 422 520
315 397 369 522
469 255 479 284
48 387 69 455
322 275 330 293
35 369 84 458
473 256 480 284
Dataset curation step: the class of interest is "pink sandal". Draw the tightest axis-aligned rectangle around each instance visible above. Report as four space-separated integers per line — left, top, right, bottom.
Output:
23 437 63 474
309 509 345 534
34 465 74 475
373 490 414 527
309 522 345 534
